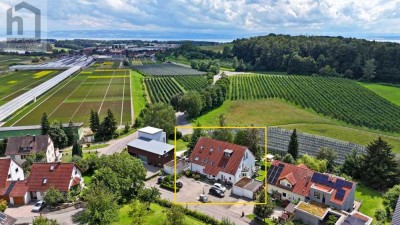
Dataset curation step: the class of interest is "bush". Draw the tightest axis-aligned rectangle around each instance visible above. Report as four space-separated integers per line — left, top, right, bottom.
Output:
168 131 183 140
194 174 201 180
160 183 180 192
185 170 192 177
0 200 7 212
182 134 191 142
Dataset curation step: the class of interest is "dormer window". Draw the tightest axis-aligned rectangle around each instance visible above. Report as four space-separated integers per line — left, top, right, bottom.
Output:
224 149 233 157
195 156 199 161
42 178 47 185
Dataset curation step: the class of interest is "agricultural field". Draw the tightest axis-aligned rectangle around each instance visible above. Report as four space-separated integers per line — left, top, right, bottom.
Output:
199 43 233 53
229 75 400 133
0 55 33 71
4 69 133 126
360 82 400 106
134 63 205 76
0 70 59 106
144 77 184 103
193 99 400 153
144 76 207 103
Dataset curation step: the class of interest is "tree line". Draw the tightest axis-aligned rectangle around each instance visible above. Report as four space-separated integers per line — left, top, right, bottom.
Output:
232 34 400 83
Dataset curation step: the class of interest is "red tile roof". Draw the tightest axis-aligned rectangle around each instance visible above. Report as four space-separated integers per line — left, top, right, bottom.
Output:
0 158 11 188
189 137 248 176
270 161 314 197
27 163 81 192
9 181 29 197
269 161 354 206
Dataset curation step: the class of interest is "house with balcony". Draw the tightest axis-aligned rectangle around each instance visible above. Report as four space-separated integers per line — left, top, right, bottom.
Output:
188 137 256 184
267 161 356 211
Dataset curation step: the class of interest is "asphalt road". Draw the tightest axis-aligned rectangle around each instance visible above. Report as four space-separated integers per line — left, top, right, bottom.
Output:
98 131 138 155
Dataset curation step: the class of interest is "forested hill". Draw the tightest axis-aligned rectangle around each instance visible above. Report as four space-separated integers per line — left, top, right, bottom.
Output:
232 34 400 83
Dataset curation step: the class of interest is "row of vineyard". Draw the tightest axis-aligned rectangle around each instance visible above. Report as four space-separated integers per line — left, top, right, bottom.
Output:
173 75 208 91
144 77 184 103
144 76 208 103
229 75 400 132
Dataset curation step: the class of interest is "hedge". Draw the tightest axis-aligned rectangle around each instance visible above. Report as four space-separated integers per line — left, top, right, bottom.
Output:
160 183 180 192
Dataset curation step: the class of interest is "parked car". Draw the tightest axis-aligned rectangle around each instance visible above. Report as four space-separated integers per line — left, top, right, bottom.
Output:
32 200 46 212
209 187 225 198
157 176 165 184
213 183 226 192
176 180 183 188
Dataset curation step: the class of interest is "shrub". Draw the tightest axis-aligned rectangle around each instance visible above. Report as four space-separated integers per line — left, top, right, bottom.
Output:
185 170 192 177
160 183 180 192
182 134 191 142
0 200 7 212
176 131 183 139
194 174 201 180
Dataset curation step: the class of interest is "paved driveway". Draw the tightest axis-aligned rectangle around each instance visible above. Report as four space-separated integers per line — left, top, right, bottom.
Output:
98 131 138 155
145 176 253 225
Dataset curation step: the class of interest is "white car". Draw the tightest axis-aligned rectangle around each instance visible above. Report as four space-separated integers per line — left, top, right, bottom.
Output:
32 200 46 212
213 183 226 192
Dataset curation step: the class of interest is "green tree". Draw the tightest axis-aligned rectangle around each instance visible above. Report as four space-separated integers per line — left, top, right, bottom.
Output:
32 215 59 225
361 137 400 189
316 147 337 171
48 121 69 148
297 154 327 172
288 129 299 160
129 200 147 225
138 187 161 203
212 114 233 142
81 185 119 225
89 109 100 133
253 191 274 221
163 204 186 225
24 151 46 171
362 59 376 81
124 122 130 134
341 149 363 179
141 103 176 136
282 154 296 164
221 217 235 225
180 92 203 118
0 200 7 212
70 155 89 174
375 208 387 222
233 128 262 159
97 109 118 140
187 122 205 156
383 184 400 212
64 120 77 146
72 142 82 157
91 167 122 202
41 112 50 135
232 57 238 69
44 186 64 207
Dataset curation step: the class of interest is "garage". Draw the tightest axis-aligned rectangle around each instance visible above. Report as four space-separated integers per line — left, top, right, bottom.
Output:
232 177 263 200
12 197 25 205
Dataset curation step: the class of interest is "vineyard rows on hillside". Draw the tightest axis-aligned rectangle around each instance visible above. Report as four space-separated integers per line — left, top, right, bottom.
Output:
229 74 400 132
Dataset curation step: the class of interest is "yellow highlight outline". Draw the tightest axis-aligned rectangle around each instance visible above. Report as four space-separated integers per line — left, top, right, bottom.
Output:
174 126 268 205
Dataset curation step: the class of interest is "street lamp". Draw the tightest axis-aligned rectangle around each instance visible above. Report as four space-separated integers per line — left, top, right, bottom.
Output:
203 184 207 195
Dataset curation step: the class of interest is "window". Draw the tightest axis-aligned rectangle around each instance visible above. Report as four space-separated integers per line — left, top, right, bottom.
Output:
7 174 11 179
314 192 321 199
287 184 291 188
283 192 286 197
15 168 19 173
75 170 78 175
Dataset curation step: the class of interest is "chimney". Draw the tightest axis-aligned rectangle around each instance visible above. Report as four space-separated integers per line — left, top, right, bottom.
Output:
33 135 36 142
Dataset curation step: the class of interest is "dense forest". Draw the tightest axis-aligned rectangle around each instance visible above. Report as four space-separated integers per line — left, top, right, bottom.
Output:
232 34 400 83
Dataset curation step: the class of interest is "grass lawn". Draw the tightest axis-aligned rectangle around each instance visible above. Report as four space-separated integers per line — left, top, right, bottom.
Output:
193 99 400 153
131 70 146 119
114 203 206 225
82 143 109 150
359 82 400 106
61 150 98 163
168 139 188 152
355 183 387 225
245 214 275 225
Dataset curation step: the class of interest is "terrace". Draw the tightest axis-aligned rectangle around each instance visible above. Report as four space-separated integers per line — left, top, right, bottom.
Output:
295 201 329 219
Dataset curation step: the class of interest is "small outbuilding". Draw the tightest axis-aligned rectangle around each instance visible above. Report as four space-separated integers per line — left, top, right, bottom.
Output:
232 177 263 200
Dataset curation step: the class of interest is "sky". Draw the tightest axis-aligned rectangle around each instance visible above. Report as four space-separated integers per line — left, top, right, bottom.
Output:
1 0 400 41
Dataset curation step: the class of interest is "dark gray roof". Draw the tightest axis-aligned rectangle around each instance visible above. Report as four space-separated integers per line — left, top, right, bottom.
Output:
127 137 174 155
0 212 16 225
393 197 400 225
5 135 51 156
342 215 366 225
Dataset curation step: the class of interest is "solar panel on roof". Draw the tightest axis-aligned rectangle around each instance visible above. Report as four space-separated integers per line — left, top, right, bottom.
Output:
0 213 5 220
4 181 16 196
343 180 353 188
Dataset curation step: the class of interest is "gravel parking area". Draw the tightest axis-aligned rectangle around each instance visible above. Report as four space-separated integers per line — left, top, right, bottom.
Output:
176 176 253 204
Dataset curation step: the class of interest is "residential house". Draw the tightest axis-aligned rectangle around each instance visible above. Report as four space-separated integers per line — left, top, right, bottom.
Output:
5 135 60 166
0 158 29 205
232 177 263 199
293 201 372 225
393 197 400 225
127 127 174 167
188 137 256 184
267 161 356 211
27 163 83 201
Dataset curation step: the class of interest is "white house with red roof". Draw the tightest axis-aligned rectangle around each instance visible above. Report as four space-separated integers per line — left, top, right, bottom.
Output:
188 137 256 184
0 158 29 205
268 161 356 211
27 163 83 201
